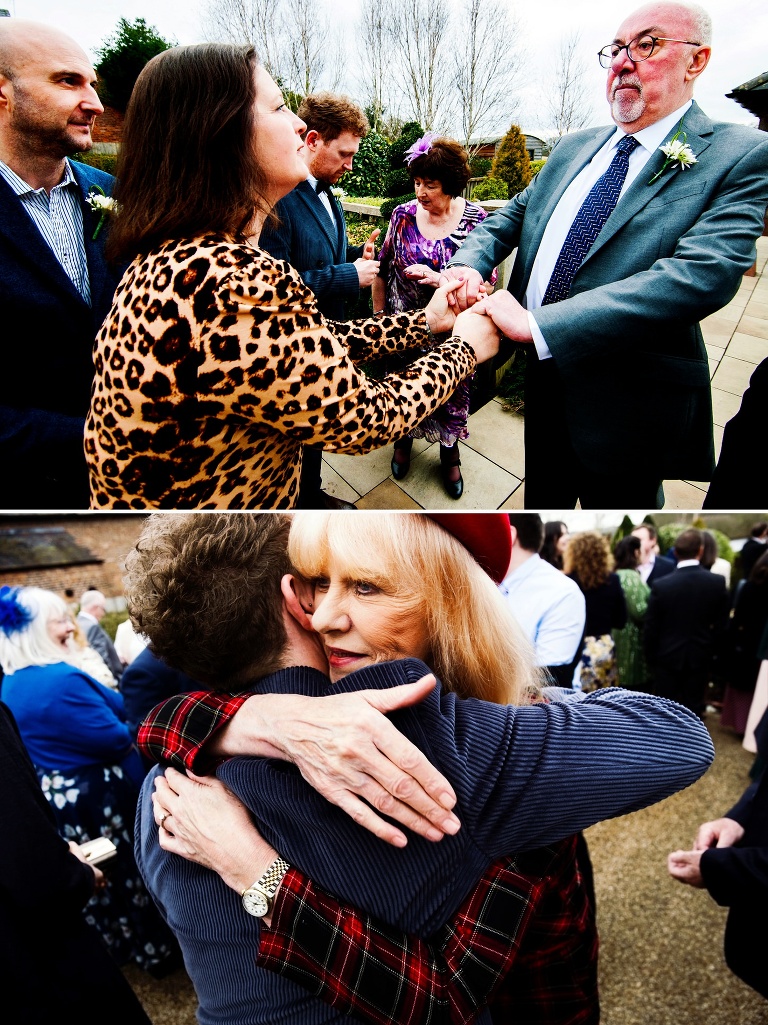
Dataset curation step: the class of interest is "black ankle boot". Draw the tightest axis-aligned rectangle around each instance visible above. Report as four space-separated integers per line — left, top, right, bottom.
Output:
440 443 463 500
391 438 413 481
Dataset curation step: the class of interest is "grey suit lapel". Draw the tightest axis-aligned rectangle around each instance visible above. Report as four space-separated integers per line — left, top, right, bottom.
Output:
581 102 714 266
296 179 341 253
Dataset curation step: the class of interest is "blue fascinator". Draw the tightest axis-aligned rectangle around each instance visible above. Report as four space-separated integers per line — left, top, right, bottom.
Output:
0 586 33 637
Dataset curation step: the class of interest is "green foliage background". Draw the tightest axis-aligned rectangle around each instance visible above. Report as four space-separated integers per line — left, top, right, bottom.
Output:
95 18 173 111
492 124 532 198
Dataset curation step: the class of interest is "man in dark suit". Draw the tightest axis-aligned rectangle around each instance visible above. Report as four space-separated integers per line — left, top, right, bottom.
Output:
668 708 768 999
632 523 675 586
441 1 768 508
0 21 122 509
260 92 380 509
738 523 768 580
645 527 729 714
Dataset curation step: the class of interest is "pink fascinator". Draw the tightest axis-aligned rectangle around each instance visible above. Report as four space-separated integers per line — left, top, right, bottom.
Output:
404 132 437 166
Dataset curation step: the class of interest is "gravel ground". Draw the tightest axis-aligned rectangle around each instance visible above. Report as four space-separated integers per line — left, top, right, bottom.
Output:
123 714 768 1024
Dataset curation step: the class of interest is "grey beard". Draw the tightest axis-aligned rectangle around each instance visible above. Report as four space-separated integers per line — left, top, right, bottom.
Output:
611 91 645 123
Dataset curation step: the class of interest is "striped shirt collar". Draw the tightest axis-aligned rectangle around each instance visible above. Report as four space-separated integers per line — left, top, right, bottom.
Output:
0 157 78 197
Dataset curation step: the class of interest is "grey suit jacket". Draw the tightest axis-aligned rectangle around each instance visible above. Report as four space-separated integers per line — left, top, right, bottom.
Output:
259 179 363 321
76 615 123 681
452 103 768 479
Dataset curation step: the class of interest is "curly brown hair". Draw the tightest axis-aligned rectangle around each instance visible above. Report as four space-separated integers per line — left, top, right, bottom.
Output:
563 531 614 591
123 513 292 690
297 92 369 142
407 138 472 198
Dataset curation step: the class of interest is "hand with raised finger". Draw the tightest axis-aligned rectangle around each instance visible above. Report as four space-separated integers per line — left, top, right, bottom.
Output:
362 228 381 260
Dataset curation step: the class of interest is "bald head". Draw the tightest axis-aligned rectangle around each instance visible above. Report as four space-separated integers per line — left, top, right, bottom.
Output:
0 20 102 184
0 20 92 79
606 1 712 133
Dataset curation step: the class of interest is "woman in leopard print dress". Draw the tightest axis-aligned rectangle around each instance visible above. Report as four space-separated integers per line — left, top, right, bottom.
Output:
85 43 499 509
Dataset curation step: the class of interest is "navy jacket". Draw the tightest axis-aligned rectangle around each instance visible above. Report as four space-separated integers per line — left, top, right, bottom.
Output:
137 658 713 1025
0 160 121 509
260 179 363 321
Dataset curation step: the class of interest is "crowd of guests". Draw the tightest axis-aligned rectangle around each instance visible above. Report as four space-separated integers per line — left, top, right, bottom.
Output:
2 3 768 511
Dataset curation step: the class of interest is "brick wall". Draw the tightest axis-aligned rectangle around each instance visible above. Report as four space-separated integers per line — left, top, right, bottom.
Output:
0 514 147 603
92 106 124 145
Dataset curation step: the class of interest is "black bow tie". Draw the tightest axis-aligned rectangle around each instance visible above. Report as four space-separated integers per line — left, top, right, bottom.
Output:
315 180 331 195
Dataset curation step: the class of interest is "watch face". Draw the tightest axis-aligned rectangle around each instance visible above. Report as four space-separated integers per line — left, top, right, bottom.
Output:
242 889 269 918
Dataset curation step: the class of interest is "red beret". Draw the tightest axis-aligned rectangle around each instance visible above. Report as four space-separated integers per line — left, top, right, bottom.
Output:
426 514 512 585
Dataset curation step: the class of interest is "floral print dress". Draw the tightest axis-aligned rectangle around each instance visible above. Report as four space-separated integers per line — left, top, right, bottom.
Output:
378 199 495 445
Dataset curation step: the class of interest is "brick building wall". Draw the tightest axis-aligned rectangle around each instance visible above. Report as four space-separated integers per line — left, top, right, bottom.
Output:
0 514 147 604
92 105 124 145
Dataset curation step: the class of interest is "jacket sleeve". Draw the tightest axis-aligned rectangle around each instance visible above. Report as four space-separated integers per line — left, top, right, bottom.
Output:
700 844 768 908
206 257 477 455
137 691 250 770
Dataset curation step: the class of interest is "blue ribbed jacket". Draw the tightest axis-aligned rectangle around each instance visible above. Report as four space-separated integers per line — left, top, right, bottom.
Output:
136 658 713 1024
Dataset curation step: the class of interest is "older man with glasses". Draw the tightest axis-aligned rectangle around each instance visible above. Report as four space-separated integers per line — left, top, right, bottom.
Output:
441 1 768 509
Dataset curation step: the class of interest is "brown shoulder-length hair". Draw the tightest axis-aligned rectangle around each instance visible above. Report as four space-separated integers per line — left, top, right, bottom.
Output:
106 43 268 263
564 531 614 591
407 138 472 198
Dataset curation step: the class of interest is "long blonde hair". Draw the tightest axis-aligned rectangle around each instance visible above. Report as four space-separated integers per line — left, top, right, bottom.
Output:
288 512 540 706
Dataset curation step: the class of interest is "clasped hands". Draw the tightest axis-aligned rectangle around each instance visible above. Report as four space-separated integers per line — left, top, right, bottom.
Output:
424 267 532 366
667 816 745 888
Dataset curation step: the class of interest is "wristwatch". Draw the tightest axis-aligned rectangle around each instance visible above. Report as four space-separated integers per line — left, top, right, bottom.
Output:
241 856 291 918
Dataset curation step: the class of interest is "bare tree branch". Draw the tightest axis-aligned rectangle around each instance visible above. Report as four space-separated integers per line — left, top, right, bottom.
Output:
453 0 525 150
357 0 397 132
546 30 596 136
391 0 454 131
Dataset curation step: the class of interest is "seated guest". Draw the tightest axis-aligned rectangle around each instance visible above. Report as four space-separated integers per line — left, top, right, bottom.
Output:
85 45 499 509
129 511 712 1024
0 586 177 973
373 135 496 499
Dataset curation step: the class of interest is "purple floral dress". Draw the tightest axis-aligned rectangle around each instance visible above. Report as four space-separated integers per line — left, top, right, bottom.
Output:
378 199 495 445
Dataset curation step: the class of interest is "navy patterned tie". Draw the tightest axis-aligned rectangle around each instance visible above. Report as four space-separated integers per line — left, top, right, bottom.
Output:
542 134 640 305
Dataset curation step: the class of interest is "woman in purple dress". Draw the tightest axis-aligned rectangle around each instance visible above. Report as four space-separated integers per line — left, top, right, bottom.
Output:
373 135 495 500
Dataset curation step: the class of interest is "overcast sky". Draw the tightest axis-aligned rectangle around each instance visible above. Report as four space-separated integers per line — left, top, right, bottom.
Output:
9 0 767 130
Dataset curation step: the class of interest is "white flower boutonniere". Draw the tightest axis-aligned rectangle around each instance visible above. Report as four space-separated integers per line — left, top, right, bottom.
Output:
648 116 697 185
330 186 346 200
85 184 119 239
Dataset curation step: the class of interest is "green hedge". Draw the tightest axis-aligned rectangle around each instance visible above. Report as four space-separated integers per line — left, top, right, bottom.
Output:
472 176 508 201
380 193 415 221
71 152 118 176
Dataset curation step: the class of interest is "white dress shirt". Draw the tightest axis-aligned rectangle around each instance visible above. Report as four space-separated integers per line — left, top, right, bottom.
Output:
306 172 337 228
499 554 586 668
0 157 91 304
526 101 693 359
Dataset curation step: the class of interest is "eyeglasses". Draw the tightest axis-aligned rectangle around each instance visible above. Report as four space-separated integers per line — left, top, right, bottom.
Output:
598 34 701 68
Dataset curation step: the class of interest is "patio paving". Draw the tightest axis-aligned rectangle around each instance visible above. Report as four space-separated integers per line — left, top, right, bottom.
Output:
321 235 768 510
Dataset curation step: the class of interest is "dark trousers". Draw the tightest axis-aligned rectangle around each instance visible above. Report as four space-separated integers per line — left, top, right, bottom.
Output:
296 446 324 509
523 357 663 509
650 662 710 716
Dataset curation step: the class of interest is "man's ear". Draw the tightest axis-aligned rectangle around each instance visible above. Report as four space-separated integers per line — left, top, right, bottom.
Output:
686 44 711 81
280 573 313 630
304 129 321 152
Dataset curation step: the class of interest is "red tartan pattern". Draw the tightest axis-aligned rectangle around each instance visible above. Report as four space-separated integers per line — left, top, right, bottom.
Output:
260 836 598 1025
137 691 249 771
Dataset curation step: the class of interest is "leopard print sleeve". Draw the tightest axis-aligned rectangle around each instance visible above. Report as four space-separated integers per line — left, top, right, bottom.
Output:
85 236 477 509
215 246 477 453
